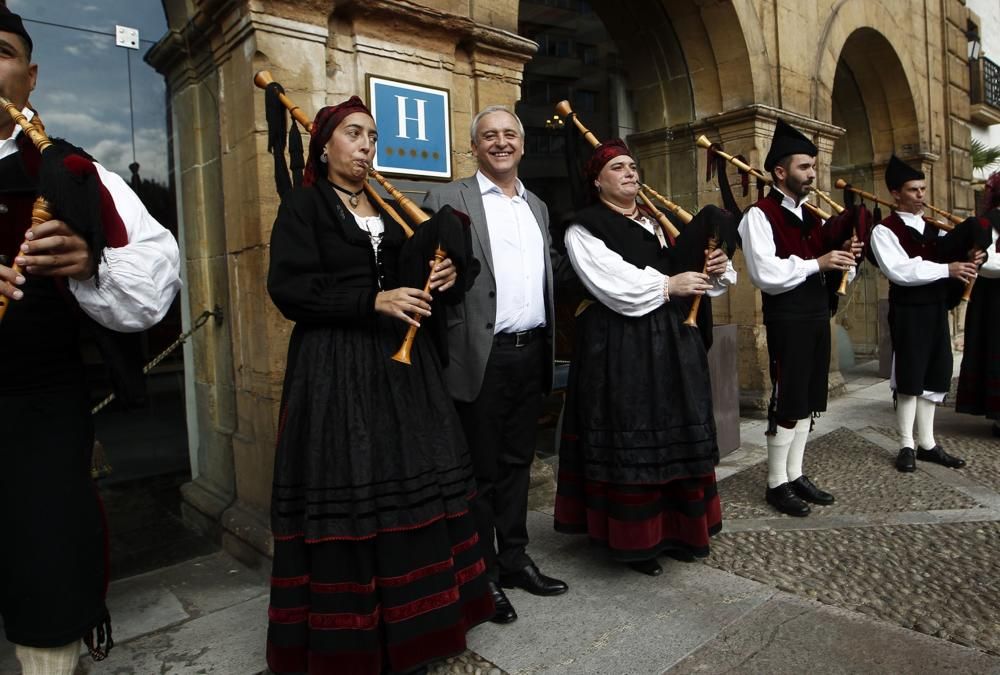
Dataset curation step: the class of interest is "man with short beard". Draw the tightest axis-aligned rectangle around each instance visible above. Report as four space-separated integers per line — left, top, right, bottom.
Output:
738 119 861 517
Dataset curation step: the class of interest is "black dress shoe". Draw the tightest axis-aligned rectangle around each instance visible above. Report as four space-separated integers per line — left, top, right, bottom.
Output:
916 445 966 469
764 483 811 517
487 580 517 624
627 558 663 576
790 475 835 505
499 564 568 596
895 447 916 472
992 423 1000 438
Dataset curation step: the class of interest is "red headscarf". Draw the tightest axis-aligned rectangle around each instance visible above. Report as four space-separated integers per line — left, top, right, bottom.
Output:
982 170 1000 216
303 95 373 187
584 138 633 184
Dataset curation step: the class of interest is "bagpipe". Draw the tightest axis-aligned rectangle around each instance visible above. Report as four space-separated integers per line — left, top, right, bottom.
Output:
0 97 117 325
0 97 52 324
555 100 738 333
697 132 875 303
833 178 986 303
253 71 449 364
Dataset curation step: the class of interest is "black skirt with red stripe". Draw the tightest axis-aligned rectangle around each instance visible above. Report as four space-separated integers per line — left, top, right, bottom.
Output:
554 302 722 561
267 318 492 675
957 276 1000 420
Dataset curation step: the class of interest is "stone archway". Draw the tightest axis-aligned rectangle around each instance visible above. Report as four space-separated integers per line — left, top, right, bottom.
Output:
825 28 921 362
587 0 760 215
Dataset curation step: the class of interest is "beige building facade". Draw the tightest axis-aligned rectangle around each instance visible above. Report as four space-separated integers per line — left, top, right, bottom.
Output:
147 0 981 562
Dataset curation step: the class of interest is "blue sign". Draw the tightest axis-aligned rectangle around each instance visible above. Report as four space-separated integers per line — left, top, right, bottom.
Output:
368 76 451 179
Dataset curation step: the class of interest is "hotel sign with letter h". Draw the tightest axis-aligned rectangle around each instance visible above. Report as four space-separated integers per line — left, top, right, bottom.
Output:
368 76 451 179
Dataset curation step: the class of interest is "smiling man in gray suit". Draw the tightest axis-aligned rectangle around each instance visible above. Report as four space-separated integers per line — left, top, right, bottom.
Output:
424 105 567 624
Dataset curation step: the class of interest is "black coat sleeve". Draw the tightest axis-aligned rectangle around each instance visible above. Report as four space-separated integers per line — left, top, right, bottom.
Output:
267 189 376 323
399 203 480 305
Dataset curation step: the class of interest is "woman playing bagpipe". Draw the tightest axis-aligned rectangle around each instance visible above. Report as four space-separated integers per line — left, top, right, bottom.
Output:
552 138 737 577
264 95 492 675
956 171 1000 438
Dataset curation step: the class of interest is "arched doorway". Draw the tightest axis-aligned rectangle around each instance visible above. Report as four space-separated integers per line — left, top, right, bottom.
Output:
515 0 763 355
515 0 696 361
829 28 921 361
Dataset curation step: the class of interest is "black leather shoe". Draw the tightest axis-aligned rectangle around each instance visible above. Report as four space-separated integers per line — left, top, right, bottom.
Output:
895 447 916 472
627 558 663 576
499 564 568 596
764 483 811 517
487 581 517 624
916 445 966 469
790 475 835 505
992 423 1000 438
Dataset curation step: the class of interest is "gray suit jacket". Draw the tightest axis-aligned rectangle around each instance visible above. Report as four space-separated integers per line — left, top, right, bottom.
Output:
424 175 556 402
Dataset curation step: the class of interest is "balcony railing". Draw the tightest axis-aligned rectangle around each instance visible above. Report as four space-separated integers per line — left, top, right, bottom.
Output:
970 57 1000 125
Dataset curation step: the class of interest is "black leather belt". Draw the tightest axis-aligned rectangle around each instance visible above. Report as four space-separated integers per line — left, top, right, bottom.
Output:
493 327 544 348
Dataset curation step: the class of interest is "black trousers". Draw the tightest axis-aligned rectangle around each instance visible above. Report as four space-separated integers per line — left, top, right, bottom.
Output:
765 318 831 425
455 336 545 580
888 301 952 395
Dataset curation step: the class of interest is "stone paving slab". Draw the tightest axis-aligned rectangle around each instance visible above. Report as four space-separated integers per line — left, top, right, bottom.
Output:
77 595 268 674
665 592 1000 675
718 427 978 521
0 552 270 675
702 521 1000 656
466 512 776 675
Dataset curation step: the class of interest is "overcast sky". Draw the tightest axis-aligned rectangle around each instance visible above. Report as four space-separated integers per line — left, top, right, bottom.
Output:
10 0 170 184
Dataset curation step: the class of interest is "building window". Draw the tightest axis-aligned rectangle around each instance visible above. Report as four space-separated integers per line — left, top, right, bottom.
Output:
574 90 598 112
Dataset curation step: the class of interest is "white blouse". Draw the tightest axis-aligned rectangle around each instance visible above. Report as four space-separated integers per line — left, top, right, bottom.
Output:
0 108 181 332
738 186 856 294
564 213 735 317
869 211 949 286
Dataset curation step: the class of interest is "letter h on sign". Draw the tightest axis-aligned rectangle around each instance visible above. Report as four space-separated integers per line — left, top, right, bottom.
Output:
368 76 451 179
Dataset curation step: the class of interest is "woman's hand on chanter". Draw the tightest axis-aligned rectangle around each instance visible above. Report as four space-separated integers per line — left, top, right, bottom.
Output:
668 271 713 298
428 257 457 292
704 247 729 277
376 287 433 327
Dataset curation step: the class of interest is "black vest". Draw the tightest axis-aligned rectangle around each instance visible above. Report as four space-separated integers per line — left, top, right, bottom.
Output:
753 190 829 322
572 203 672 275
878 213 951 306
0 139 85 394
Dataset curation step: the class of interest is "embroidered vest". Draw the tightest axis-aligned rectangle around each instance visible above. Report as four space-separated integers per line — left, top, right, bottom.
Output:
878 213 950 305
753 190 828 321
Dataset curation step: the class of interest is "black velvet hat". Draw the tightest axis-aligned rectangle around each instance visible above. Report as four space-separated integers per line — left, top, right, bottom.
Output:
0 1 32 55
763 119 818 172
885 154 925 192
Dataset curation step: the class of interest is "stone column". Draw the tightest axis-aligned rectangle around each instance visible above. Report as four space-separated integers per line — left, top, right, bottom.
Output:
148 0 241 547
675 105 844 413
149 0 330 565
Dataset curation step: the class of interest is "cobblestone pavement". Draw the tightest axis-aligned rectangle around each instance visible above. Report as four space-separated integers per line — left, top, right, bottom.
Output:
429 652 506 675
717 427 978 520
708 420 1000 657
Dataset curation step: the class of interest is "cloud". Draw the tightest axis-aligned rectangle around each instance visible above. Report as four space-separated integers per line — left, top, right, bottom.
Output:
38 111 127 138
34 91 77 107
89 125 169 184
